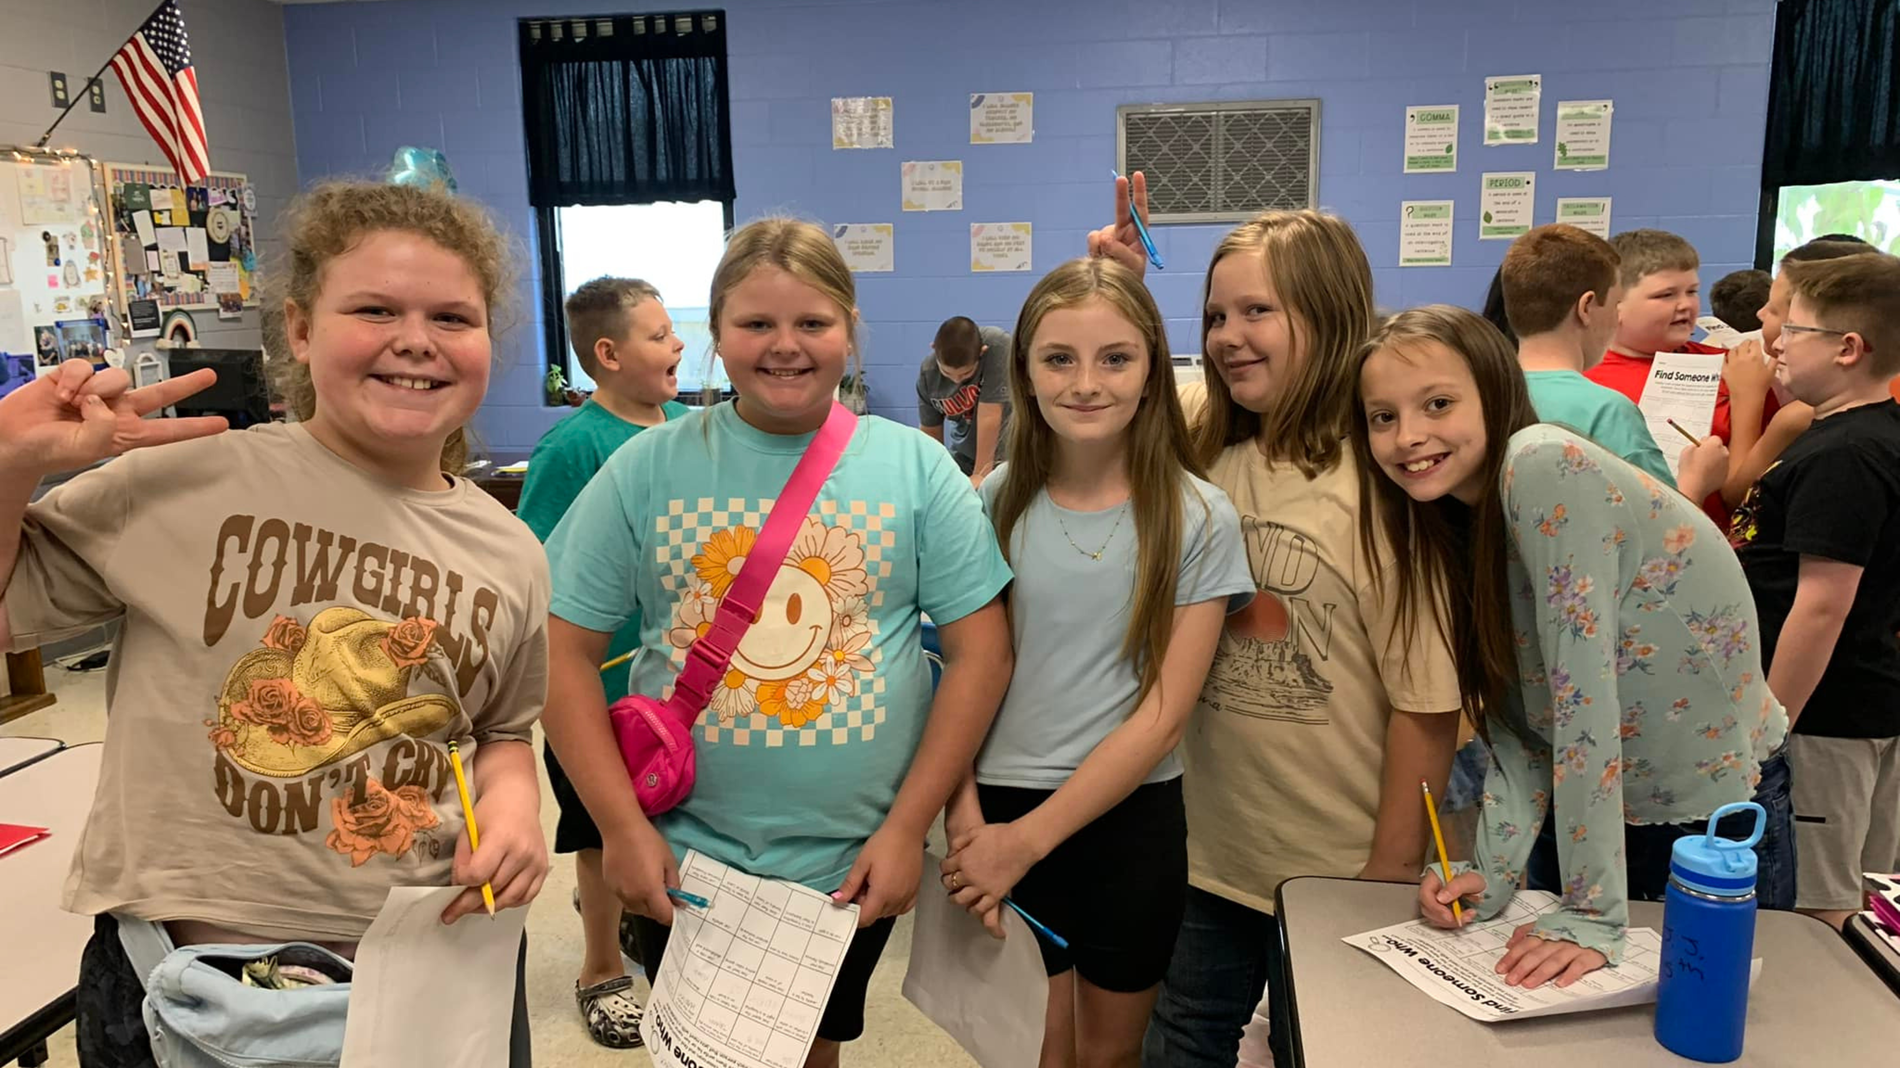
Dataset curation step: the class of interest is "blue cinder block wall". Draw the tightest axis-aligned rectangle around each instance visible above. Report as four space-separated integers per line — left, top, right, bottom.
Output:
282 0 1775 451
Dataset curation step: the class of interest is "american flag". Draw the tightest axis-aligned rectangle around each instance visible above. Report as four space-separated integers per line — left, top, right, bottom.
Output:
108 1 209 183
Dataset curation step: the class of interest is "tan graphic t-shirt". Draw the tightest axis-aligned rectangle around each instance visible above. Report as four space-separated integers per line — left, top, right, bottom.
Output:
3 423 548 940
1186 439 1460 914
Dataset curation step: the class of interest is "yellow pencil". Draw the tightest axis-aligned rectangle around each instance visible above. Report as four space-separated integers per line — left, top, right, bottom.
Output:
1421 780 1462 923
1664 417 1702 446
600 651 634 673
447 740 496 916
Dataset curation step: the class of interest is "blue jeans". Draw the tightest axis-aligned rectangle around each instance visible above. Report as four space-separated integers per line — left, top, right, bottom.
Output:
1141 885 1289 1068
1528 752 1796 909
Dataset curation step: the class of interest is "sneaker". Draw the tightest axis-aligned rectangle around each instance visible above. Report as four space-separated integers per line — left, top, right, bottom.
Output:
575 976 644 1049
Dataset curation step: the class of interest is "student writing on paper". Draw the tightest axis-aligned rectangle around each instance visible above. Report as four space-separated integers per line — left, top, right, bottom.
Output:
0 182 550 1066
1584 229 1779 526
918 316 1013 487
518 277 691 1049
1354 306 1792 990
1729 252 1900 932
1090 176 1462 1068
936 258 1253 1068
541 218 1013 1068
1500 224 1727 498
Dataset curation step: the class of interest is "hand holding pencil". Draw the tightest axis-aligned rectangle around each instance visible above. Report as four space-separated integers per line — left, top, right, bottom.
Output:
1418 780 1486 929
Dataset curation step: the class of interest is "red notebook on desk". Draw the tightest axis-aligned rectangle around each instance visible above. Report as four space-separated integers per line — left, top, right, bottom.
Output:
0 823 50 857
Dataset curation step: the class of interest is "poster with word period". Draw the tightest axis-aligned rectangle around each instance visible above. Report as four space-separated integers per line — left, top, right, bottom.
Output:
1554 100 1613 170
831 224 894 273
1400 201 1454 266
1483 74 1541 145
1404 105 1460 173
970 93 1034 143
1479 172 1535 239
970 223 1033 272
1555 197 1612 239
831 97 893 150
901 160 963 212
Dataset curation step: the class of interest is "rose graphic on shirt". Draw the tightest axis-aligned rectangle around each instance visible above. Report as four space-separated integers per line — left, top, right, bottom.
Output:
673 517 875 729
325 776 441 867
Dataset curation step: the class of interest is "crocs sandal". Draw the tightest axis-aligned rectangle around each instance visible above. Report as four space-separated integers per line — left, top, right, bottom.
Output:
576 976 645 1049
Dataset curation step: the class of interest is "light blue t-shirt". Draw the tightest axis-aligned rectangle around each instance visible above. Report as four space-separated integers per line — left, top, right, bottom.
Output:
546 402 1012 891
1524 369 1676 488
974 469 1255 788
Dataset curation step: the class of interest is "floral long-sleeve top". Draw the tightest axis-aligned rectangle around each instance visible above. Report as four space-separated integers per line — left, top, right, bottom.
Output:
1471 425 1788 962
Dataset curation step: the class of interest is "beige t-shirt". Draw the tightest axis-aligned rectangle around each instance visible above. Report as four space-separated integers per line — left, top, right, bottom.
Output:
1185 438 1460 914
3 423 548 940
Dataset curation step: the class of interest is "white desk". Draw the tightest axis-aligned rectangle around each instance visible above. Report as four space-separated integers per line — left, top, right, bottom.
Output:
0 743 101 1067
1277 876 1900 1067
0 737 61 779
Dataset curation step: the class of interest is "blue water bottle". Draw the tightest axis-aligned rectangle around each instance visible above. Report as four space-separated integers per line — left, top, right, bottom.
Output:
1654 801 1765 1063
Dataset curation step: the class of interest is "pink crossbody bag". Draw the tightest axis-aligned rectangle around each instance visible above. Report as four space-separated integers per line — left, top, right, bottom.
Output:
610 402 858 815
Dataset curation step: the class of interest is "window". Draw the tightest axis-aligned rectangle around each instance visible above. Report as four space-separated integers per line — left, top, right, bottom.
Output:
541 200 733 397
518 11 736 405
1768 179 1900 265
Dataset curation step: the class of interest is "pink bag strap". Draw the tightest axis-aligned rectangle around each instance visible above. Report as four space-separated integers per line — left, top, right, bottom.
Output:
668 402 858 717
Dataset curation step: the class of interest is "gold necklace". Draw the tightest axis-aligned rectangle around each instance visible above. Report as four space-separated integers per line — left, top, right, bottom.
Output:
1055 501 1129 561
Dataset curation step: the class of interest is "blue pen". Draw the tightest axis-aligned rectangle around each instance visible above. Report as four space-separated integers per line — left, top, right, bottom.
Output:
1111 170 1164 270
1004 898 1069 950
668 887 711 909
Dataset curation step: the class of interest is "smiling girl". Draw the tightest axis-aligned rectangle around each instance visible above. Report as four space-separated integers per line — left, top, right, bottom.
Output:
1 181 550 1066
1353 305 1791 989
1090 177 1463 1068
540 217 1013 1068
939 258 1252 1068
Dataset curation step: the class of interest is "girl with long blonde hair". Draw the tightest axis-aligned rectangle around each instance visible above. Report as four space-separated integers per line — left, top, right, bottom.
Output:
940 257 1252 1067
1090 177 1464 1068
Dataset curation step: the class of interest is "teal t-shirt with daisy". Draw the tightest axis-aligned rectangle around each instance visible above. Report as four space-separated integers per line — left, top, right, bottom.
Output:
545 402 1011 891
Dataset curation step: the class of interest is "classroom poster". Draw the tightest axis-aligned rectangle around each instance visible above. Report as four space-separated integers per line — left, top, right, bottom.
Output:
970 93 1034 143
1555 197 1612 238
970 223 1033 272
1554 100 1613 170
1483 74 1541 145
831 97 894 150
1399 201 1454 266
105 164 258 314
17 164 77 225
901 161 963 212
1404 105 1459 173
831 223 894 273
1479 172 1535 239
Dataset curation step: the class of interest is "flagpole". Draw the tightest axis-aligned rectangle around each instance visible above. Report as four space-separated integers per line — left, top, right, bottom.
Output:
35 0 170 148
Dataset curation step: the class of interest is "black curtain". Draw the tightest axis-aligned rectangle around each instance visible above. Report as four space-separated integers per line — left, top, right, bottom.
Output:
1762 0 1900 187
519 11 735 208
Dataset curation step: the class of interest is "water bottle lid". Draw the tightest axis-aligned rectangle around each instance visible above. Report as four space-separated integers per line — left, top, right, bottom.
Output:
1669 801 1765 897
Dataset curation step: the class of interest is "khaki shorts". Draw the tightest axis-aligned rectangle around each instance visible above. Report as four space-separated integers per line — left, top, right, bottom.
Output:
1791 733 1900 911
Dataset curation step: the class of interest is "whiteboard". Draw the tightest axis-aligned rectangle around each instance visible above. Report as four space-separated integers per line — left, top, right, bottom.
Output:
0 153 113 373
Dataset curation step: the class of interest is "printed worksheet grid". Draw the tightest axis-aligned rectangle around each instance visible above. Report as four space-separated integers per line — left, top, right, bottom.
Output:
666 854 860 1068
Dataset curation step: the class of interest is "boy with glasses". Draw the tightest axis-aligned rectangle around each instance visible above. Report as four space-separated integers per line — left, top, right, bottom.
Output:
1730 251 1900 930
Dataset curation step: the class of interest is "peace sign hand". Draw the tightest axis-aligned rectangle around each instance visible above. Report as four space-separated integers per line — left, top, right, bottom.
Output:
0 359 229 478
1086 171 1151 278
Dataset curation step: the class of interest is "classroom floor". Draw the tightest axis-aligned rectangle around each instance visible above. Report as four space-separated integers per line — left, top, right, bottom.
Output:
4 661 977 1068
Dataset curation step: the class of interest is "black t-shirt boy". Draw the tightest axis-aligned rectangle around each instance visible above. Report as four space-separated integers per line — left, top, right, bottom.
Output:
1731 399 1900 737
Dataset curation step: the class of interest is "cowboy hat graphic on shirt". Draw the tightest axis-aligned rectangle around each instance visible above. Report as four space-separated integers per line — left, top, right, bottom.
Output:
208 606 460 778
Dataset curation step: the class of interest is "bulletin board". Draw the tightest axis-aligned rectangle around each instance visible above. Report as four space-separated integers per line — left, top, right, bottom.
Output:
0 150 115 398
103 162 259 318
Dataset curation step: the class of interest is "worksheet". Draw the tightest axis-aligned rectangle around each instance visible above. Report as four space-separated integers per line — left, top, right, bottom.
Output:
903 850 1048 1068
1344 891 1665 1022
642 851 860 1068
1637 350 1725 477
339 886 528 1068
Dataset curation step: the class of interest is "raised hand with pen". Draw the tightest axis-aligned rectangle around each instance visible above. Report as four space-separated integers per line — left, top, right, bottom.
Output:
1086 170 1153 277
